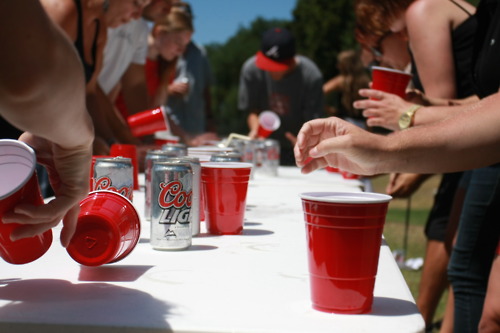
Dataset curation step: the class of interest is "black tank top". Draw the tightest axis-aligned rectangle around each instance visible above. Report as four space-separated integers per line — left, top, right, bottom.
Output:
410 0 477 99
73 0 99 83
472 0 500 98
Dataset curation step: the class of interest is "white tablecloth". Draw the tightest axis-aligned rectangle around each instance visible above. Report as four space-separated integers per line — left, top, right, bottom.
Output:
0 167 425 333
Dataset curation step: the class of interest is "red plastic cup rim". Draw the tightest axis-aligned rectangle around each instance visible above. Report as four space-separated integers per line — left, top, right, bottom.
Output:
258 111 281 131
201 162 253 169
0 140 36 200
300 192 392 204
371 66 413 77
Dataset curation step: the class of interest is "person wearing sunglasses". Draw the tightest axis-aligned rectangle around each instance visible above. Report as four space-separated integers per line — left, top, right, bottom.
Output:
355 0 477 332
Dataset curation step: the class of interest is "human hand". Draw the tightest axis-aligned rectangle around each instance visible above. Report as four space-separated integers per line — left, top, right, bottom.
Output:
294 117 386 175
168 82 189 97
385 173 427 198
2 133 92 247
353 89 413 131
187 132 220 147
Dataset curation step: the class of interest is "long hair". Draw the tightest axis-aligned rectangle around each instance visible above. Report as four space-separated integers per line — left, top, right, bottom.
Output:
354 0 414 37
338 50 370 119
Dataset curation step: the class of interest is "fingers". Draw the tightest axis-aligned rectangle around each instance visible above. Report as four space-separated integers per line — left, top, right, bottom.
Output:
59 204 80 248
9 222 57 241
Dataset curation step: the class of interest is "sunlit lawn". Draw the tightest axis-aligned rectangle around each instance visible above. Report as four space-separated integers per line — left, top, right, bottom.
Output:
371 174 446 331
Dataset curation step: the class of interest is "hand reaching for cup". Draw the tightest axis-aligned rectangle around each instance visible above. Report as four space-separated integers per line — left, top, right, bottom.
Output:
3 133 92 247
294 117 388 176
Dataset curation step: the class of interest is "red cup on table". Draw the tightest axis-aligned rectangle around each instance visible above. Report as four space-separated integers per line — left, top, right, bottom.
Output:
201 162 253 235
66 191 141 266
257 111 281 138
300 191 392 314
110 144 139 190
127 106 169 137
371 66 412 99
154 130 180 146
0 139 53 264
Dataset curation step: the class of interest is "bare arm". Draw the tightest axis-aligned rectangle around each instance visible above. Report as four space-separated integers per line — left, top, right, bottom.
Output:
0 0 93 246
406 0 458 99
296 92 500 175
120 63 150 115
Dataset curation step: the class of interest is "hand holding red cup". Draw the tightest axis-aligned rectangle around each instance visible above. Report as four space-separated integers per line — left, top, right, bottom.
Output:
127 106 170 137
371 66 412 99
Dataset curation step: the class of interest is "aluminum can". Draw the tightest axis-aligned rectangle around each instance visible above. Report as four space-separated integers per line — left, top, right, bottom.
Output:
210 152 243 163
92 157 133 201
151 161 192 250
259 139 280 177
145 149 178 220
161 143 188 157
167 156 201 236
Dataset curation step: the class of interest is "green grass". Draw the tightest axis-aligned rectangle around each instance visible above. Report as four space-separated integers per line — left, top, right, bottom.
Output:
371 174 447 330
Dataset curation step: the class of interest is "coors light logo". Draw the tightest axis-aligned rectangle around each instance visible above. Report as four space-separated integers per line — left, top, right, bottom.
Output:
94 177 133 200
157 180 192 224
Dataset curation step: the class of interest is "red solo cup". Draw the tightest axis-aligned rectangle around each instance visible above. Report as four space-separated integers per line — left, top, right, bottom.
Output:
371 66 412 99
0 139 52 264
127 106 169 137
257 111 281 138
340 170 360 180
67 191 141 266
300 192 392 314
325 166 339 173
110 144 139 190
201 162 253 235
154 131 180 146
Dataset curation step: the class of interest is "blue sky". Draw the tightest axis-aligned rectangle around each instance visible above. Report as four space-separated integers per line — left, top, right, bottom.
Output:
186 0 298 45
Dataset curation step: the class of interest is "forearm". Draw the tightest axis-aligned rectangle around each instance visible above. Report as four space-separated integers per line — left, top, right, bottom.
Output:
383 93 500 173
0 1 93 149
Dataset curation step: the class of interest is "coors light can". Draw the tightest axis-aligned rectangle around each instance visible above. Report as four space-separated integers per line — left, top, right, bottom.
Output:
161 143 188 157
151 161 192 250
92 157 134 201
168 156 201 236
145 149 178 220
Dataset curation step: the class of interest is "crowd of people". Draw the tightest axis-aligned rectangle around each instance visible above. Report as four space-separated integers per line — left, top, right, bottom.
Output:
2 0 500 332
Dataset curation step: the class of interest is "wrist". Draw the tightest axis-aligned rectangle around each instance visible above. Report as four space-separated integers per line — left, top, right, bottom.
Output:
399 104 422 130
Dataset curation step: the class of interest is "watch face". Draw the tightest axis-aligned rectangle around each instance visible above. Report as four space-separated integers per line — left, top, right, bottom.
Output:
399 114 411 129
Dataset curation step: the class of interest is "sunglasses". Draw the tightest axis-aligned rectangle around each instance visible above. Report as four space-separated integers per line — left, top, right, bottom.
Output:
370 31 393 58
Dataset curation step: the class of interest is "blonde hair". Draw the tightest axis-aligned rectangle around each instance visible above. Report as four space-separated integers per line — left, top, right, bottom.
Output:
153 7 193 35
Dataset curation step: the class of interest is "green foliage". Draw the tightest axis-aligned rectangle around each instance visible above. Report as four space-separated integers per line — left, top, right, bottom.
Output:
291 0 357 80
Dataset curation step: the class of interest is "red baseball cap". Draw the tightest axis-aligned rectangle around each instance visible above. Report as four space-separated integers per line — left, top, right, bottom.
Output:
256 28 296 72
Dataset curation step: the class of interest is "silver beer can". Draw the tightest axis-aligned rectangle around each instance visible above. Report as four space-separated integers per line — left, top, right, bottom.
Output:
210 152 243 162
151 161 192 250
161 143 188 157
145 149 179 220
92 157 134 201
167 156 201 236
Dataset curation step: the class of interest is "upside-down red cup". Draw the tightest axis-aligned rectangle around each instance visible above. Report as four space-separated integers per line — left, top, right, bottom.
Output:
0 139 53 264
300 192 392 314
127 106 169 137
371 66 412 99
257 111 281 138
325 166 339 173
110 144 139 190
201 162 253 235
66 191 141 266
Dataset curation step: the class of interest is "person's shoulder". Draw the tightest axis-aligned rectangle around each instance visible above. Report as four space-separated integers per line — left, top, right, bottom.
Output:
406 0 446 24
41 0 77 25
241 55 258 70
296 56 322 76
